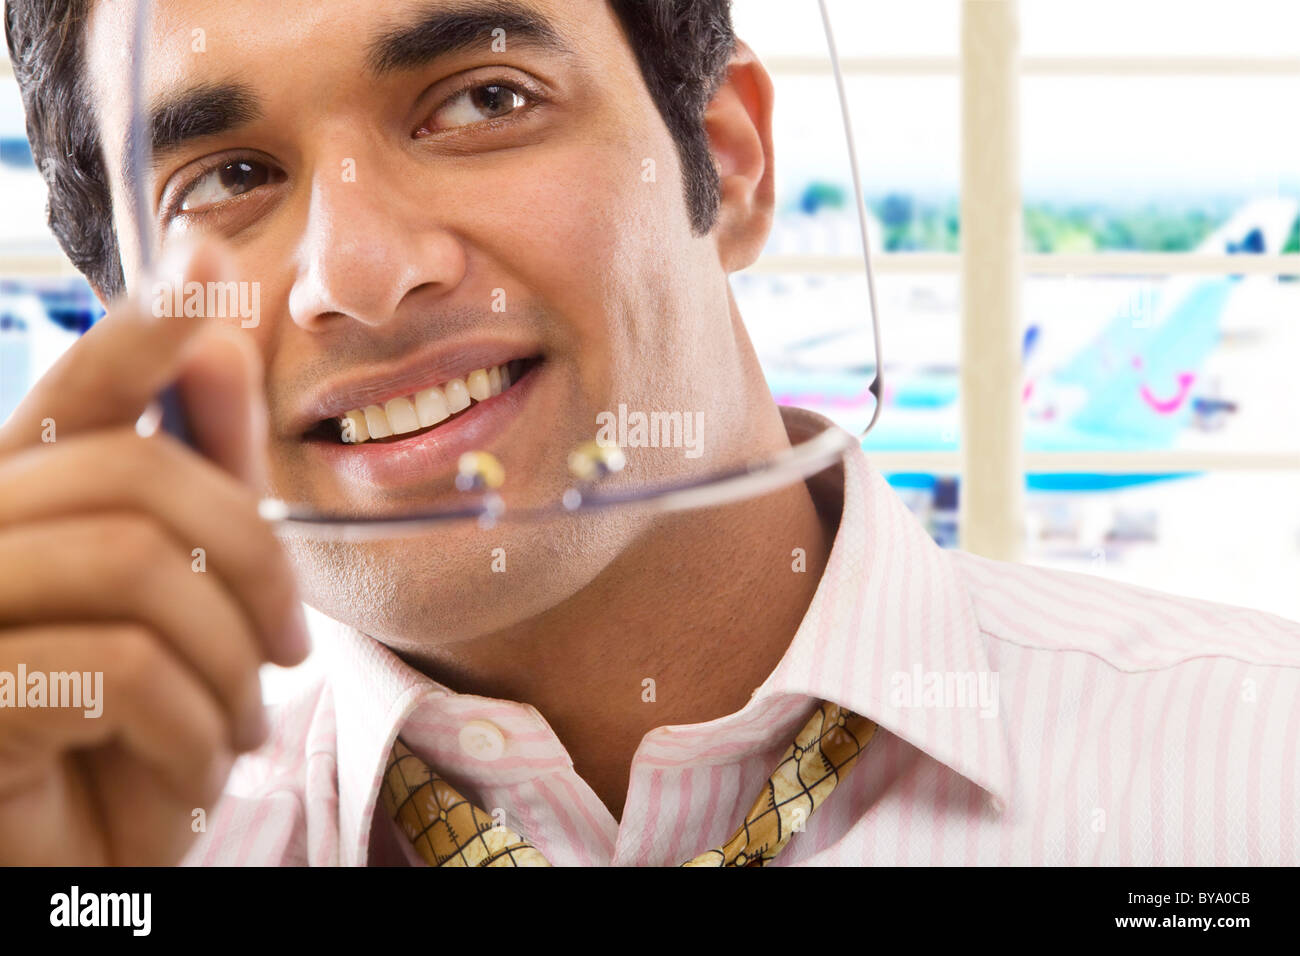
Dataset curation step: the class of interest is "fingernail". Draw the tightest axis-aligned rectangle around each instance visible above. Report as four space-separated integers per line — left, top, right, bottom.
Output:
158 236 201 275
135 238 200 322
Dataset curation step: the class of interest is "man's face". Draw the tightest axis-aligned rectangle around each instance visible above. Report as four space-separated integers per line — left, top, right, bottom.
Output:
85 0 757 647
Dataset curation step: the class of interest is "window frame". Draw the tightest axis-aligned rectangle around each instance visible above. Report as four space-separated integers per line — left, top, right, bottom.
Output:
755 5 1300 558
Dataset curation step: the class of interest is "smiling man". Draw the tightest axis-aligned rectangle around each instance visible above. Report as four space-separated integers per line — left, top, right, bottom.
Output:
2 0 1299 868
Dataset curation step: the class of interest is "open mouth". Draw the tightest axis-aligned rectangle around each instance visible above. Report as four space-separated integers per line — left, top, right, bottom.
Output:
304 356 542 445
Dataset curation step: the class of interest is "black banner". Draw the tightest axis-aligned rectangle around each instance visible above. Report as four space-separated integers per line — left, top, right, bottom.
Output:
0 865 1285 942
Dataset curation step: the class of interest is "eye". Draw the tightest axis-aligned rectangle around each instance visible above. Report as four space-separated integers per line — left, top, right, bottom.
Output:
179 158 272 212
420 82 530 133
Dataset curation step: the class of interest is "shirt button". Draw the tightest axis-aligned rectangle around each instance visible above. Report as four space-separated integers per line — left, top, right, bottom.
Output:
458 720 506 761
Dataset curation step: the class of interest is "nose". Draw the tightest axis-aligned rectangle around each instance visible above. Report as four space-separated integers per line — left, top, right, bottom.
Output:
287 155 467 330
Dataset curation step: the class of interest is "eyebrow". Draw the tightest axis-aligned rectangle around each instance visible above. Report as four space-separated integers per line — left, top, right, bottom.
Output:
123 0 571 189
131 82 262 182
365 0 573 76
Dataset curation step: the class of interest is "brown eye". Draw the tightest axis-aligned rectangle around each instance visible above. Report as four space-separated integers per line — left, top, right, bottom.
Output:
180 159 272 212
427 83 528 131
470 85 519 116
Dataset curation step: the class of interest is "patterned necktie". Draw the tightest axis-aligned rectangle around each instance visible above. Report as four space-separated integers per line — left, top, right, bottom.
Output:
381 701 878 867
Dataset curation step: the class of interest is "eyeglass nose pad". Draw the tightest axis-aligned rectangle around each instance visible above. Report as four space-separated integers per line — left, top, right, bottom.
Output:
456 450 506 493
455 451 506 529
562 440 627 510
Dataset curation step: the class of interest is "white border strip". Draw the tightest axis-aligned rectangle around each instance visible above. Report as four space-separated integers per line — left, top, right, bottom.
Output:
744 253 1300 276
763 55 1300 76
866 450 1300 473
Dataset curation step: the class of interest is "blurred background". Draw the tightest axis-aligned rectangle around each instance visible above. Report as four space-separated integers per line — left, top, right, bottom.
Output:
730 0 1300 621
3 0 1299 622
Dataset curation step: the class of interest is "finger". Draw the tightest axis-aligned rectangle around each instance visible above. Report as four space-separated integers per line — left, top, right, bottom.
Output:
0 625 230 799
85 741 236 866
0 239 236 453
0 625 232 865
0 429 310 666
0 514 268 751
176 326 270 490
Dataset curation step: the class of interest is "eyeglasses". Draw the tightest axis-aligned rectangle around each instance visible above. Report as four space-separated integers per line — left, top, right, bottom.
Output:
125 0 884 540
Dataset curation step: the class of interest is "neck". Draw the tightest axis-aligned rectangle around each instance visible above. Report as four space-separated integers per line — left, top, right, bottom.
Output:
398 424 837 821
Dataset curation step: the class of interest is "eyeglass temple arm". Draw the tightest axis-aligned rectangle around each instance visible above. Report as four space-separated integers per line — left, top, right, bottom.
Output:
817 0 885 439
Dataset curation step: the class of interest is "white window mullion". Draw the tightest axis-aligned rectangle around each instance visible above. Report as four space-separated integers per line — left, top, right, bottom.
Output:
960 0 1025 561
867 451 1300 474
744 253 1300 276
761 55 1300 77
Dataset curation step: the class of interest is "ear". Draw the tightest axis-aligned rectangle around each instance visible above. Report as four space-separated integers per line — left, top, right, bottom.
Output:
704 39 775 273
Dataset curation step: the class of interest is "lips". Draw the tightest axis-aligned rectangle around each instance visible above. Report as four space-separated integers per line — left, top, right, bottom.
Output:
289 337 546 436
304 357 540 445
300 355 547 492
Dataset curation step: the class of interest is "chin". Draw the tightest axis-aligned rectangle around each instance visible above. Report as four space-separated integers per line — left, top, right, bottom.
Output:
287 510 639 645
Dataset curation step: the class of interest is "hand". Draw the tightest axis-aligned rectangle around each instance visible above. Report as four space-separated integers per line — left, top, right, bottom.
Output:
0 241 310 865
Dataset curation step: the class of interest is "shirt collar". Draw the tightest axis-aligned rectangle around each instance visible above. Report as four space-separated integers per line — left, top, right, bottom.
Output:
759 406 1012 808
312 405 1012 863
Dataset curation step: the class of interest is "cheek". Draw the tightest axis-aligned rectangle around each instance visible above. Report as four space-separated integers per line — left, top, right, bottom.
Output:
434 128 693 422
472 127 689 329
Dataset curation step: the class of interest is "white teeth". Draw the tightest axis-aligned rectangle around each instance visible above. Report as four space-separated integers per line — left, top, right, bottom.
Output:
385 397 420 434
342 409 369 444
466 368 491 402
363 404 393 439
443 378 471 413
333 361 521 443
415 386 449 427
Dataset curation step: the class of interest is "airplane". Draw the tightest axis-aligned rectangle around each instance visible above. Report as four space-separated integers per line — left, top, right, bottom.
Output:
755 189 1299 501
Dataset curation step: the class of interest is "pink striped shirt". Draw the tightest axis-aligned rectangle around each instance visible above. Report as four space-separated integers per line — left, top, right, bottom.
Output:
183 406 1300 866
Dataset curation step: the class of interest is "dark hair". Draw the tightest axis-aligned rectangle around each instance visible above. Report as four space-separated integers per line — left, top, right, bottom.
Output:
4 0 736 301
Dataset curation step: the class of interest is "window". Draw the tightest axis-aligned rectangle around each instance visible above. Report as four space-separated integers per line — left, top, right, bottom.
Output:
733 0 1300 620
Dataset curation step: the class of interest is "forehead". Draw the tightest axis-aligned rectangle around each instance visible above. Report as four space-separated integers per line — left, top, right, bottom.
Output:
84 0 605 100
82 0 613 160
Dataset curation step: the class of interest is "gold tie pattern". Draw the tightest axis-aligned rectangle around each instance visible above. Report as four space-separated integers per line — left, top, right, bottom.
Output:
382 702 878 867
